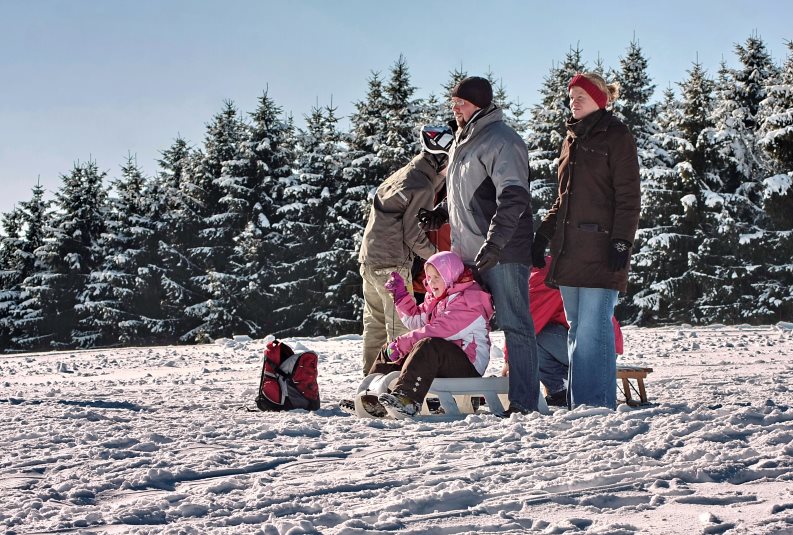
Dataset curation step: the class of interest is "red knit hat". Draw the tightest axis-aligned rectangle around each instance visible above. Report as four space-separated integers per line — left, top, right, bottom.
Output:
568 73 608 109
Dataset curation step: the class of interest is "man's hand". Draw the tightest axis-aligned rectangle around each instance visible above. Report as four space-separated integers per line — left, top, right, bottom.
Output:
475 241 501 272
417 207 448 231
531 233 549 268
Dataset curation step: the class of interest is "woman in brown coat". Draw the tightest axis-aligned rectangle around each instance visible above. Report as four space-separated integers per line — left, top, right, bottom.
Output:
532 72 641 409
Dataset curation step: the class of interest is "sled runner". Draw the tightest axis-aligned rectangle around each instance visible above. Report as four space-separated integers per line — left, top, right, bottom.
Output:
351 372 549 418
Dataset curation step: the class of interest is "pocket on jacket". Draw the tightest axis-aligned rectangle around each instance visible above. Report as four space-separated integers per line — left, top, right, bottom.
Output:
577 222 609 234
573 225 609 264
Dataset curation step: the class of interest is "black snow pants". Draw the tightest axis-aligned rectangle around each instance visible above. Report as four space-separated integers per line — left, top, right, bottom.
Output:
368 337 480 404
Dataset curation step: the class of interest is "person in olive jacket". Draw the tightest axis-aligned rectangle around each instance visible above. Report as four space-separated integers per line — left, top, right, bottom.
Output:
532 72 641 410
358 127 452 375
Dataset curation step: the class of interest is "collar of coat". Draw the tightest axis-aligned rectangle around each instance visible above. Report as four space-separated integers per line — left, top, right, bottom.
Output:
455 104 502 147
566 109 610 140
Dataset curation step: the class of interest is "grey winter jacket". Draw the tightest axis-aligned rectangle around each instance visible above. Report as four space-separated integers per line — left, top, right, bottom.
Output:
446 106 533 265
358 154 445 269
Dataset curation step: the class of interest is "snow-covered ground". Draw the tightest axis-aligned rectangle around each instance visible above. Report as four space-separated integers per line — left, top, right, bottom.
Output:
1 324 792 535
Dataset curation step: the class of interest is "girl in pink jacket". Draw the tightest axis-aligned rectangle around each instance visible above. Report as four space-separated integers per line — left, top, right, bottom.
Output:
371 250 494 417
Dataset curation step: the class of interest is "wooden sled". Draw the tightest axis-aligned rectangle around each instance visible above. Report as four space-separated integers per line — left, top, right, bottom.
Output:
617 365 654 406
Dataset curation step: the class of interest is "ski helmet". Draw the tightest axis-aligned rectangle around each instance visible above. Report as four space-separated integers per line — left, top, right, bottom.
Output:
420 124 454 155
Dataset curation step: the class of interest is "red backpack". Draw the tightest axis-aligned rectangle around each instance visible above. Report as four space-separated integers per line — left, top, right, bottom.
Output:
255 339 321 411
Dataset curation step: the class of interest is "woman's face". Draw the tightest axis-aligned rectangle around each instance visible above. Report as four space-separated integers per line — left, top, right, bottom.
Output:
424 264 446 298
569 86 600 120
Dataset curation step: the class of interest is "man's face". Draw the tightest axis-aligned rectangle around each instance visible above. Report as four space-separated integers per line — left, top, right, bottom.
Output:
451 97 480 128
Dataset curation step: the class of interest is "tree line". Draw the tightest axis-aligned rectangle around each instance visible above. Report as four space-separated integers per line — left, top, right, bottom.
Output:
1 35 791 352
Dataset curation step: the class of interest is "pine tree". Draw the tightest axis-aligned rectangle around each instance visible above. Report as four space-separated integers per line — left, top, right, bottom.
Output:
379 55 420 176
0 206 24 350
613 38 657 163
751 41 793 322
14 161 108 349
2 184 50 350
485 68 528 134
199 91 295 338
677 60 717 181
733 34 780 131
309 104 357 335
346 71 389 194
629 89 701 324
155 137 206 341
76 156 166 346
182 101 247 341
274 104 347 335
758 41 793 171
676 61 751 323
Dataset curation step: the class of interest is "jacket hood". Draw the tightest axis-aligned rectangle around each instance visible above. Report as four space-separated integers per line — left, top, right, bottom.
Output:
415 153 446 195
456 104 502 146
425 251 465 289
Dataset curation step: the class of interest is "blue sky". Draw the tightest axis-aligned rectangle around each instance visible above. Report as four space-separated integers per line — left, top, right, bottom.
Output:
1 0 791 215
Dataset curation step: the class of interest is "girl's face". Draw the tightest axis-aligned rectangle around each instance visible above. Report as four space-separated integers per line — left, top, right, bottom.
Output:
424 264 446 298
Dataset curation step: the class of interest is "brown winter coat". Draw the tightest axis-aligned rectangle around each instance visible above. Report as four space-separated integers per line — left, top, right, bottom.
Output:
537 109 641 293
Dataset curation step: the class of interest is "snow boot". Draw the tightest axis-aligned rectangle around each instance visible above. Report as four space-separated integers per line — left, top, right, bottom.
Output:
343 394 387 418
378 392 420 419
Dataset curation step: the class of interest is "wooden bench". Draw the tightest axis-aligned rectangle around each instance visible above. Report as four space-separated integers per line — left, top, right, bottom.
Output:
617 365 653 406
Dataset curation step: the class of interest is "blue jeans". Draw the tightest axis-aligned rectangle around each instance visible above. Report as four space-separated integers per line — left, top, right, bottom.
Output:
559 286 619 409
537 322 569 394
480 263 539 411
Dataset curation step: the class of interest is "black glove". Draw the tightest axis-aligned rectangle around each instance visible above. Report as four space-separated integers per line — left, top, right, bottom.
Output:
531 233 550 268
417 206 448 231
475 241 501 272
608 239 632 271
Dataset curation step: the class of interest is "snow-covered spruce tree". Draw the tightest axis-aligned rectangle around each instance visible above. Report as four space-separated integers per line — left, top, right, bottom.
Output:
0 184 49 350
345 71 389 197
13 161 108 349
676 60 751 323
629 88 702 324
154 137 207 342
343 72 392 326
378 54 421 177
525 45 586 221
310 104 358 335
198 91 296 338
754 41 793 321
0 206 24 350
698 37 783 324
75 156 167 347
182 101 246 342
733 34 780 132
612 38 657 163
273 103 349 335
759 41 793 172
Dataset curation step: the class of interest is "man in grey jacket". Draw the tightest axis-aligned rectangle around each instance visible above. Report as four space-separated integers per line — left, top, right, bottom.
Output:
420 76 540 415
358 129 451 375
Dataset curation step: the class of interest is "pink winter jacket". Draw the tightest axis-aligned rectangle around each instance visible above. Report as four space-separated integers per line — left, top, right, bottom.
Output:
392 252 494 375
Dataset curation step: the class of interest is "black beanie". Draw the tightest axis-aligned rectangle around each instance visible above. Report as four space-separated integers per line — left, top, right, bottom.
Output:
452 76 493 109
